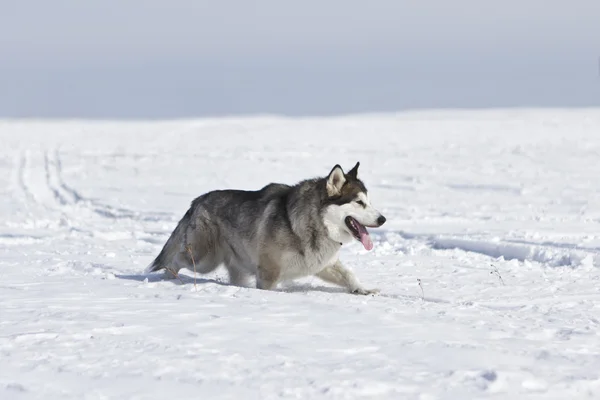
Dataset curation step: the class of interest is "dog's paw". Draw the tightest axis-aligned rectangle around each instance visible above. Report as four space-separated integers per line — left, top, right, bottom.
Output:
351 287 380 296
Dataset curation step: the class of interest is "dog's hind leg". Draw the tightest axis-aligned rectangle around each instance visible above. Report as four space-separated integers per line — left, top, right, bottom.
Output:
164 249 212 279
172 217 223 277
161 251 193 279
316 260 379 295
225 263 253 287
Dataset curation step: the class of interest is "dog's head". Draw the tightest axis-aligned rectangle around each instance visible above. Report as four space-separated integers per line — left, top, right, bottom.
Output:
322 162 386 250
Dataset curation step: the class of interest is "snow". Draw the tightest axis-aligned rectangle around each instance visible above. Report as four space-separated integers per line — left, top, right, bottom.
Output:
2 108 600 399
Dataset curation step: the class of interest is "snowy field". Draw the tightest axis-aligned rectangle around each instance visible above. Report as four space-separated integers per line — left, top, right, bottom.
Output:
2 108 600 400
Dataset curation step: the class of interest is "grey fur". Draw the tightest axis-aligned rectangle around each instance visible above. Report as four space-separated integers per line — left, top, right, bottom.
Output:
146 163 386 294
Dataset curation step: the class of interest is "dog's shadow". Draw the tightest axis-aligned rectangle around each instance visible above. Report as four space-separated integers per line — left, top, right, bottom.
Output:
116 273 233 288
116 273 348 294
280 282 348 294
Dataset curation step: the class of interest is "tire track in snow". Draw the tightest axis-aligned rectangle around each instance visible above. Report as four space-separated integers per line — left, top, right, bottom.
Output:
17 151 38 206
10 149 172 237
0 150 65 246
53 150 84 203
44 150 73 206
0 154 47 246
45 148 174 223
6 152 32 207
5 148 176 249
17 149 60 211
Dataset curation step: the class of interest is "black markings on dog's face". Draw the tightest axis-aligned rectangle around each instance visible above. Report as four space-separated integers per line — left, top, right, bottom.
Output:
325 175 368 207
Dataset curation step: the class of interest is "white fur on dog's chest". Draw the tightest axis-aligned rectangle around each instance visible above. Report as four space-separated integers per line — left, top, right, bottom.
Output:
279 242 340 280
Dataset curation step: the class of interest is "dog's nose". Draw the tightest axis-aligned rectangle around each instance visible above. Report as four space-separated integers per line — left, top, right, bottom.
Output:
377 215 386 226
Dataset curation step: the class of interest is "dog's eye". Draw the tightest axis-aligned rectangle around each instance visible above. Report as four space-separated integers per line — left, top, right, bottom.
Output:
356 200 366 207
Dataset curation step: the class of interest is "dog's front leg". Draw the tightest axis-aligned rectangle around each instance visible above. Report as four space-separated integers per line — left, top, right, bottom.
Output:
256 255 281 291
315 260 379 295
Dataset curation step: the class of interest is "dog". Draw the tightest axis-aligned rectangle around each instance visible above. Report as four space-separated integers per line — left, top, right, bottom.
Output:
145 162 386 294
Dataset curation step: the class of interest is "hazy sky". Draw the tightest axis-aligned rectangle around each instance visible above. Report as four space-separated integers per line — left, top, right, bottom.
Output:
0 0 599 118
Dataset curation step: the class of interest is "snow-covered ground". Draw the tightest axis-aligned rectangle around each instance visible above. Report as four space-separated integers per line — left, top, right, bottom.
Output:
2 109 600 400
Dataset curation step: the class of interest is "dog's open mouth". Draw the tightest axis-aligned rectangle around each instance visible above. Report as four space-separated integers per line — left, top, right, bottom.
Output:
345 216 374 250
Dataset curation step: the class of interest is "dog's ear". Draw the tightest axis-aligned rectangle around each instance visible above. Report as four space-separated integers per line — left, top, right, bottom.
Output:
347 161 360 179
326 164 346 196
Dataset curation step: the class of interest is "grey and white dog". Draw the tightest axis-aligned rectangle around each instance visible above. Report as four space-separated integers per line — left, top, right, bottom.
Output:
145 162 386 294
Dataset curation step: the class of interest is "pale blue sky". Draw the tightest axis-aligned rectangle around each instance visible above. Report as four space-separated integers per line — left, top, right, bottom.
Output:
0 0 598 118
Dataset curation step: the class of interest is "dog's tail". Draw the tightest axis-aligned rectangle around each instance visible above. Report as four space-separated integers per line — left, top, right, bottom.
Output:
145 208 192 274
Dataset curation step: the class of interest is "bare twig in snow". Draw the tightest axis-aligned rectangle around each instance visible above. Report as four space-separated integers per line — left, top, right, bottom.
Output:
165 266 184 284
186 245 197 291
490 264 505 286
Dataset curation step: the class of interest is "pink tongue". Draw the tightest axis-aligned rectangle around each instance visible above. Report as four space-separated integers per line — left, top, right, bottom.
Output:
357 225 373 250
